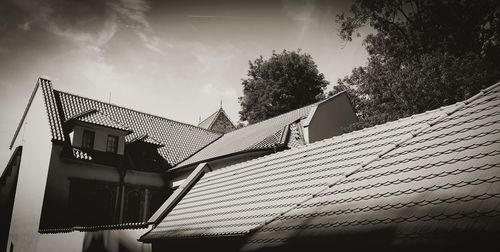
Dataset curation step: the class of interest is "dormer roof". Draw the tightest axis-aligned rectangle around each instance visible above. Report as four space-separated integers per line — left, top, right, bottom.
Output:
126 133 164 147
66 109 132 133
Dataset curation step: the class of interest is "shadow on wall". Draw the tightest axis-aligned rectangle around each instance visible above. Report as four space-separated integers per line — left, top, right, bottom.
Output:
83 230 148 252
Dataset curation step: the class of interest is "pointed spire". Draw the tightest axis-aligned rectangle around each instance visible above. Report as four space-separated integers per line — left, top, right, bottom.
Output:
220 99 223 109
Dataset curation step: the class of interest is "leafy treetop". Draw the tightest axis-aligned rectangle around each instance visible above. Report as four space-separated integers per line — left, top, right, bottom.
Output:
239 49 328 124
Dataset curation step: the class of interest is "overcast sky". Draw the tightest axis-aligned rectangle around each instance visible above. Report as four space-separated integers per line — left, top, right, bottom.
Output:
0 0 368 168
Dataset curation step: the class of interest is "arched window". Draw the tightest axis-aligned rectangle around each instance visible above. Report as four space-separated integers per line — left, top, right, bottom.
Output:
123 188 144 223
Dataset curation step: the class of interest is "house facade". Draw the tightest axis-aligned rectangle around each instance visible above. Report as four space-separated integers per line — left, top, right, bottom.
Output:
1 78 357 252
3 79 222 252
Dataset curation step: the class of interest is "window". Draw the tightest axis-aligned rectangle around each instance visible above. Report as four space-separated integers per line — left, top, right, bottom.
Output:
68 179 167 226
82 130 95 150
106 135 119 153
123 188 144 223
69 180 118 225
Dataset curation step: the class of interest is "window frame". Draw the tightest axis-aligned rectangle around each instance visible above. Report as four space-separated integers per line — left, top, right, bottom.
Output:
67 178 166 225
106 135 119 153
81 130 95 150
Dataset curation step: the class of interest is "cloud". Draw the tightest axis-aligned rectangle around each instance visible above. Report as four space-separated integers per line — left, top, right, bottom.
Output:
201 83 238 100
8 0 164 53
18 21 31 31
282 0 317 41
109 0 166 55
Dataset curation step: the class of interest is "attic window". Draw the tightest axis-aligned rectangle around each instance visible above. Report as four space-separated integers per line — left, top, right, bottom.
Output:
82 130 95 150
106 135 119 153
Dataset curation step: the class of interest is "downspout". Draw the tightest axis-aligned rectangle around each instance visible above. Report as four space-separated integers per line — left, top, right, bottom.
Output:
116 167 127 223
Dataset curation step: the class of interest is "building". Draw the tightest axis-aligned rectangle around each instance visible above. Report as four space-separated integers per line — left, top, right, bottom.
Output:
0 147 22 252
198 106 237 134
170 92 358 188
140 82 500 251
1 78 356 252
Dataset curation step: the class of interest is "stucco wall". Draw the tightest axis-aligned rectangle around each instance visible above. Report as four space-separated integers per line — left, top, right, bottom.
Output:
6 88 153 252
306 93 357 143
6 88 86 252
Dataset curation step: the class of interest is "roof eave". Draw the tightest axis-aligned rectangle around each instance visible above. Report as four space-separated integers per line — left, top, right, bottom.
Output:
139 231 247 243
169 146 287 173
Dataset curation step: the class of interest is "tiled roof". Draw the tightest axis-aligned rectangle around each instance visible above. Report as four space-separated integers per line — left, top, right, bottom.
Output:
175 105 314 168
68 109 131 132
198 109 220 129
39 79 222 166
141 82 500 244
39 222 148 233
40 79 65 142
126 133 164 147
198 107 236 134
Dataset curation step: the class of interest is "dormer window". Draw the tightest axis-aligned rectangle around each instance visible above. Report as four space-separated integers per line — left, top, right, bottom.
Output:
106 135 119 153
65 109 133 157
82 130 95 150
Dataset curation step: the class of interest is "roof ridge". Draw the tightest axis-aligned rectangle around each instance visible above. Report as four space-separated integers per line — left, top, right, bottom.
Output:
55 89 222 135
245 81 499 236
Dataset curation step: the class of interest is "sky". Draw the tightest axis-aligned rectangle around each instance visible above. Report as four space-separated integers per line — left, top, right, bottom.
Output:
0 0 369 168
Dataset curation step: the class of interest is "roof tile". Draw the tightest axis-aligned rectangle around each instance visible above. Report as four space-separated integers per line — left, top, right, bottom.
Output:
41 85 221 166
69 109 131 132
176 104 314 168
142 82 500 245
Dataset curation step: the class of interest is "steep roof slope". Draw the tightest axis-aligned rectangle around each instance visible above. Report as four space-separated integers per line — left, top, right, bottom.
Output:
38 79 222 166
175 104 314 168
198 109 220 129
141 83 500 242
242 82 500 250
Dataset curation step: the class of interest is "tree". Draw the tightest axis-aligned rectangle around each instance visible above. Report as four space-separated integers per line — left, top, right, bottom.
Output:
239 49 329 124
333 0 500 131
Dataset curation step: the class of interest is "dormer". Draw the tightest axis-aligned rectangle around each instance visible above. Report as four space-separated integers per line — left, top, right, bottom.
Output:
64 109 132 156
125 134 170 172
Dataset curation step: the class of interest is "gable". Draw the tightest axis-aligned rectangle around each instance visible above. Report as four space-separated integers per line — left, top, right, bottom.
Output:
209 110 236 134
198 108 236 134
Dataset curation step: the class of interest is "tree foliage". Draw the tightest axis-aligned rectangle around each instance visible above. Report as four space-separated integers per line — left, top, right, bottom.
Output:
239 49 329 124
333 0 500 131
